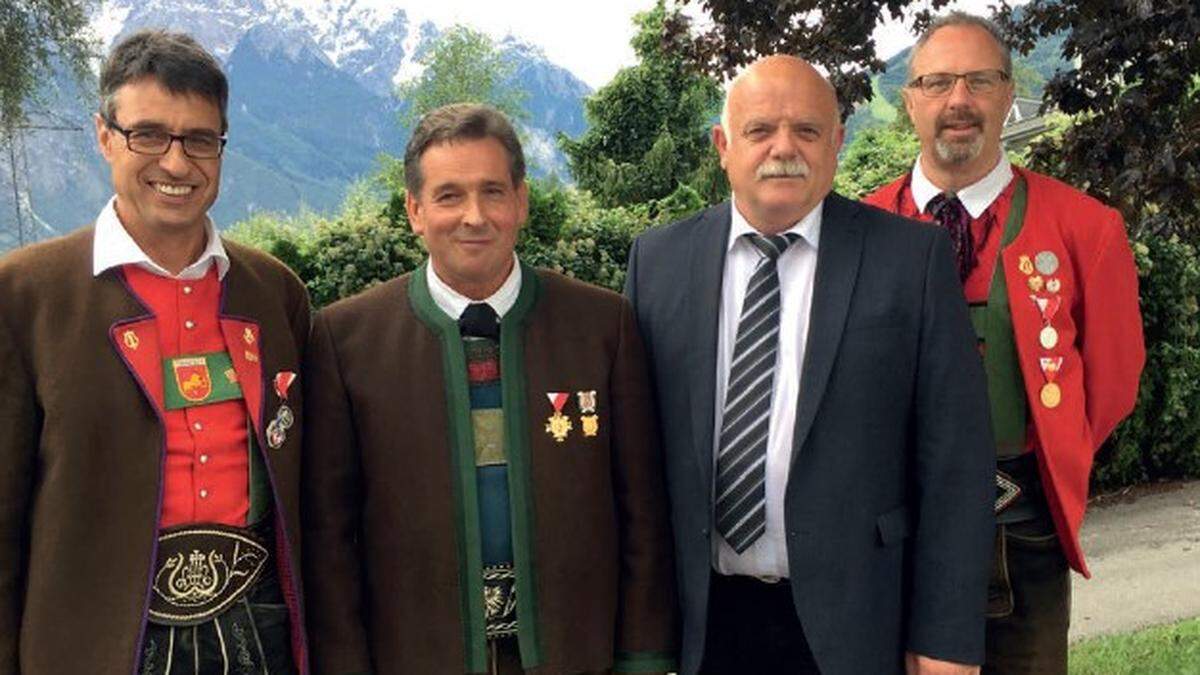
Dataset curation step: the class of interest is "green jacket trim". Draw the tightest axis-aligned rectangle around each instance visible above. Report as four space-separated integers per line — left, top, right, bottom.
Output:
614 650 679 672
409 266 487 673
408 263 544 672
499 263 544 668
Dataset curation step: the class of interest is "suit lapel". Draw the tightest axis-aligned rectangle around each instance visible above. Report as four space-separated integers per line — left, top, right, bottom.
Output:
217 253 266 439
791 194 864 463
110 316 165 416
105 268 167 417
688 203 732 493
220 318 264 436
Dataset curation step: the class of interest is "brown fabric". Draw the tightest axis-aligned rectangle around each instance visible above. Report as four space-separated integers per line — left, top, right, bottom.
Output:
0 228 311 675
303 269 678 675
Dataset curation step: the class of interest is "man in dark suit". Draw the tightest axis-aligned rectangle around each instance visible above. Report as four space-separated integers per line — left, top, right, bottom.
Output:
625 55 995 675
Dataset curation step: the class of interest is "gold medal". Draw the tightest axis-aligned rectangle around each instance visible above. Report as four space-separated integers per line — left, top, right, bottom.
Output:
1018 255 1034 276
545 392 572 442
1028 275 1045 292
581 414 599 437
1046 278 1061 294
1040 382 1062 409
1039 325 1059 349
123 330 140 350
546 411 572 442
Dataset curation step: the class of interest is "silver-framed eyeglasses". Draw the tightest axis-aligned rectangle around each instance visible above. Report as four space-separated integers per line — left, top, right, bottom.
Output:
906 69 1011 97
105 118 227 159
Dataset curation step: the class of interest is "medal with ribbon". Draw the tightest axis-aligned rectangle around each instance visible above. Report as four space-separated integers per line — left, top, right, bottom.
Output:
267 371 297 449
545 392 572 442
1039 356 1064 409
1030 294 1063 350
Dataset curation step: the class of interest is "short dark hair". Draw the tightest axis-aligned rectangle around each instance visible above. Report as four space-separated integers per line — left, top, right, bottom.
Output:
404 103 526 196
99 29 229 133
908 11 1013 79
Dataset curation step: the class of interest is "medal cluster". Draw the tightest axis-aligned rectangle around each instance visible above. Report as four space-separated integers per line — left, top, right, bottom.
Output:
1019 251 1064 409
544 390 600 442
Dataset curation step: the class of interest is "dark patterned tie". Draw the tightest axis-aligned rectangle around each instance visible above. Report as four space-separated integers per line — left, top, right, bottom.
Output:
459 302 500 341
715 232 801 554
927 192 975 283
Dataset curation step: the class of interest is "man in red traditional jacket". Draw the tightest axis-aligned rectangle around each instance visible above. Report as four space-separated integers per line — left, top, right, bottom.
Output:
863 11 1144 674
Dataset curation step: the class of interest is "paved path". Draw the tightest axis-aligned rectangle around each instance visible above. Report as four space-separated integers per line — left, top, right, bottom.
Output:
1070 481 1200 641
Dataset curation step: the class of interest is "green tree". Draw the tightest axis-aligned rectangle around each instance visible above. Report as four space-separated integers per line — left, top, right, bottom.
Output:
833 120 920 199
0 0 97 132
395 25 527 128
998 0 1200 233
662 0 955 116
559 1 725 207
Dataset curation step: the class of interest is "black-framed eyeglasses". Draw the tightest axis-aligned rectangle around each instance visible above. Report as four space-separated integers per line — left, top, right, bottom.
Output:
105 118 227 159
906 69 1011 97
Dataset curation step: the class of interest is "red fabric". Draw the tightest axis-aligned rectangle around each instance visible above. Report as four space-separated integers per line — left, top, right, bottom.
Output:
867 173 1014 304
864 168 1145 576
124 265 250 528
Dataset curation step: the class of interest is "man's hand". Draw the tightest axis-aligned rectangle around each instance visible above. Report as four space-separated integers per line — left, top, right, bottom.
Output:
905 652 981 675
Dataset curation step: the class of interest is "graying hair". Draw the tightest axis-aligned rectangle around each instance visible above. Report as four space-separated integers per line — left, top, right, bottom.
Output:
907 11 1013 80
404 103 526 196
99 29 228 133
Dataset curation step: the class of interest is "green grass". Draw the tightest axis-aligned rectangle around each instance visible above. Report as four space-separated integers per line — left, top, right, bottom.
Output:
1070 617 1200 674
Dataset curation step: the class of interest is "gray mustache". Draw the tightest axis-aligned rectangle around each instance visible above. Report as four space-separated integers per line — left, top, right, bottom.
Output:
757 158 810 179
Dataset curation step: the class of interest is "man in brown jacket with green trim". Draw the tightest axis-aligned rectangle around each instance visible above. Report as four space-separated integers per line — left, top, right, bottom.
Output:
302 103 678 674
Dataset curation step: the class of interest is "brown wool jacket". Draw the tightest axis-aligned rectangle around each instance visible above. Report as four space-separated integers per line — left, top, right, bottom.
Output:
303 263 678 675
0 228 312 675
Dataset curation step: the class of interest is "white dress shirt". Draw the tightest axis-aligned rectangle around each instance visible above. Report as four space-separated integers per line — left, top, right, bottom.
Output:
91 196 230 280
713 197 822 579
426 254 522 320
911 155 1014 219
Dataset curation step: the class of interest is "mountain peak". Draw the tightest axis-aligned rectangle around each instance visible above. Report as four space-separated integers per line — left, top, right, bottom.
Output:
236 22 334 68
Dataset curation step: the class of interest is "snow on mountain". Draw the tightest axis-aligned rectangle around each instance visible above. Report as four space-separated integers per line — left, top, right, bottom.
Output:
2 0 594 245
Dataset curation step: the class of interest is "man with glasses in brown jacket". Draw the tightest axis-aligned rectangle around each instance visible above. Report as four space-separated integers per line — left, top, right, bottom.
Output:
0 30 310 674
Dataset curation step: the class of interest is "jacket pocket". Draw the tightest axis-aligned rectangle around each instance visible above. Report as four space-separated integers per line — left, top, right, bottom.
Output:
876 505 911 546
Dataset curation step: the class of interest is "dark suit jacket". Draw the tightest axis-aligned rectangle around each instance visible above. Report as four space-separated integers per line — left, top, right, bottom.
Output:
302 264 677 675
0 229 311 675
624 194 995 675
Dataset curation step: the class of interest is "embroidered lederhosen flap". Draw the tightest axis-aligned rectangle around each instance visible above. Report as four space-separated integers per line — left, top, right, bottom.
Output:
483 564 518 639
149 523 269 626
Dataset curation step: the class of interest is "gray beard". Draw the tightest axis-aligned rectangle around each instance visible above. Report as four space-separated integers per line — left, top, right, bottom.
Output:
934 135 985 165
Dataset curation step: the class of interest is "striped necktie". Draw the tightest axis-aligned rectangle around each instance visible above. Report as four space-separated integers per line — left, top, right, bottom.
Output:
715 232 801 554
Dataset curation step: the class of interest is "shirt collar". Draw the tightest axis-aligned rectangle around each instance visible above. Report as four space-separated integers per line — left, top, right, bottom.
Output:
91 195 230 280
426 253 522 321
727 195 823 253
910 156 1014 219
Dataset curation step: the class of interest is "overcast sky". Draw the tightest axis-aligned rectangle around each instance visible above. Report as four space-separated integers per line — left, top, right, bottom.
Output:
412 0 1026 89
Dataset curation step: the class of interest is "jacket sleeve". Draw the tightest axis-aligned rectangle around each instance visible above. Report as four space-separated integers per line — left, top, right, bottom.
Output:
1078 210 1145 449
906 230 996 665
609 298 679 673
302 310 373 675
0 296 36 675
